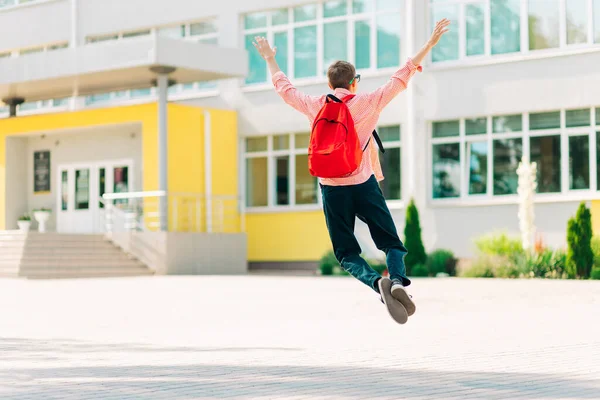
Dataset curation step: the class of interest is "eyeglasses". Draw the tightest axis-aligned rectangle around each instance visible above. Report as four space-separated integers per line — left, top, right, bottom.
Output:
349 74 361 85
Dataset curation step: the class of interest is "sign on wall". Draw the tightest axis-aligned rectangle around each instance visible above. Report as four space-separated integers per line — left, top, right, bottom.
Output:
34 150 51 194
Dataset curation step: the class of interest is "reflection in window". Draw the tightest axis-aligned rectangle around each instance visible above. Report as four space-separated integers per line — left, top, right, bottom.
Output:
294 25 317 78
530 111 561 130
99 168 106 209
493 138 523 195
467 142 487 195
528 0 560 50
431 4 459 62
276 157 289 205
466 118 487 135
433 143 460 198
567 0 588 45
566 109 591 127
246 158 268 207
295 154 318 205
245 33 267 84
274 32 289 75
75 169 90 210
531 136 561 193
61 171 68 211
493 115 522 133
355 20 371 69
377 14 401 68
324 21 348 70
380 147 401 200
433 121 460 138
570 135 590 189
466 4 485 56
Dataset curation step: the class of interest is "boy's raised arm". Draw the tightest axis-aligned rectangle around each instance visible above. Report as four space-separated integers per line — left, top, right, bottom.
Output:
367 19 451 112
253 36 318 117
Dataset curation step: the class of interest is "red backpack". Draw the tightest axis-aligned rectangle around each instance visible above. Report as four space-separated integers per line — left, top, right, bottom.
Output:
308 94 384 178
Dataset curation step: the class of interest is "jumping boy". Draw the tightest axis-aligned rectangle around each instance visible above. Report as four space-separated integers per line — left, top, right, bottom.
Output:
253 19 450 324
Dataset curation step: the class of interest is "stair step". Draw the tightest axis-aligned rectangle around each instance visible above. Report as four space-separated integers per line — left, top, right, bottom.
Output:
22 270 154 279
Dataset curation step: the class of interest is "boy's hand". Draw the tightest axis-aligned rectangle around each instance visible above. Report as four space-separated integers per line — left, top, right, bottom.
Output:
428 19 451 48
253 36 277 60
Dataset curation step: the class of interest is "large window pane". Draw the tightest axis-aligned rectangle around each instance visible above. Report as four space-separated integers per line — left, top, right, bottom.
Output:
597 108 600 125
355 20 371 69
380 147 401 200
276 156 289 205
246 137 268 152
274 31 289 75
570 135 590 189
377 14 401 68
595 0 600 43
432 4 459 62
379 125 401 142
294 26 317 78
467 141 488 195
324 0 347 18
246 158 268 207
324 22 348 70
530 136 561 193
493 138 523 195
567 0 588 45
433 121 460 138
466 4 485 56
493 115 523 133
61 170 68 211
353 0 372 14
295 154 318 204
295 133 311 149
529 0 560 50
433 143 460 198
245 33 267 84
75 169 90 210
273 135 289 150
244 13 267 29
530 111 561 130
272 9 289 25
466 118 487 135
294 4 317 22
566 109 591 127
491 0 521 54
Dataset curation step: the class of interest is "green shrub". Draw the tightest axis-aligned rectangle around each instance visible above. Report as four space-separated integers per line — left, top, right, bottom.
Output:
567 202 594 278
474 232 524 262
411 264 429 277
319 250 338 276
591 268 600 280
426 249 457 276
521 249 568 279
404 199 427 275
461 260 494 278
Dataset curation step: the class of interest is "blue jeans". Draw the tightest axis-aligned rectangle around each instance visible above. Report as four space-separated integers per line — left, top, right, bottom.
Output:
321 175 411 293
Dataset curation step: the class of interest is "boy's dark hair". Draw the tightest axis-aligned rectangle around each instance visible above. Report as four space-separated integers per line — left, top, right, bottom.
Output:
327 61 356 90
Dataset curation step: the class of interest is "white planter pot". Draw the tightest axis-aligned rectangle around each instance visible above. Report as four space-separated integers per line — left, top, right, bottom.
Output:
33 211 51 233
17 220 31 233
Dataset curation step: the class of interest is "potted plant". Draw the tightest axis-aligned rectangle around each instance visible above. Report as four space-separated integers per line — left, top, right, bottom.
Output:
17 214 31 233
33 207 52 233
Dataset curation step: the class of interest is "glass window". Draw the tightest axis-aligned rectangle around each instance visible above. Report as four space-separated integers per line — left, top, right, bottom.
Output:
528 0 560 50
275 157 289 205
75 169 90 210
99 168 106 208
466 118 487 135
491 0 521 54
0 0 16 8
294 4 317 22
294 26 317 78
122 30 150 39
159 25 185 38
596 132 600 190
530 136 561 193
566 0 588 45
597 108 600 125
493 115 523 133
245 33 267 84
324 21 348 70
114 166 129 205
376 0 399 10
48 43 68 51
493 138 523 195
433 121 460 138
246 137 268 152
190 21 217 35
466 4 485 56
295 133 311 149
245 13 267 29
595 0 600 43
433 143 460 198
380 147 401 200
273 135 289 150
272 9 289 25
570 135 590 189
379 125 401 142
295 154 318 204
246 158 268 207
566 109 591 127
130 88 151 98
467 141 488 195
324 0 347 18
530 111 561 130
353 0 372 14
61 170 68 211
355 20 371 69
274 31 289 75
377 14 401 68
431 4 459 62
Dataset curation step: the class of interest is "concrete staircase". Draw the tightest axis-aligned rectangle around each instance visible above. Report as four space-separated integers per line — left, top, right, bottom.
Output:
0 232 154 279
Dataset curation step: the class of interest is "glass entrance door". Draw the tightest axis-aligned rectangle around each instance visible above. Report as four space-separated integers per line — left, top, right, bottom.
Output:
57 161 133 233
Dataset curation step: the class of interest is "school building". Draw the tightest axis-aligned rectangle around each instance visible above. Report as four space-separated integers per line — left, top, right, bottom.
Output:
2 0 600 273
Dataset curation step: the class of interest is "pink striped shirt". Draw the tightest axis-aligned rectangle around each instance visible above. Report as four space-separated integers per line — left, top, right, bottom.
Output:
272 58 422 186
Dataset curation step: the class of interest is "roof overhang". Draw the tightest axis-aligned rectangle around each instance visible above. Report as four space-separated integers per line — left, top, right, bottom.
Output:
0 34 248 102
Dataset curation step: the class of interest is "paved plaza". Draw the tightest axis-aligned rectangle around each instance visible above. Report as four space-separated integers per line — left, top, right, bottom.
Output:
0 275 599 399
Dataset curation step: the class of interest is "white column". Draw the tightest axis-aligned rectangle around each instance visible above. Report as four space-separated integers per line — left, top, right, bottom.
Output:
157 73 169 231
70 0 79 110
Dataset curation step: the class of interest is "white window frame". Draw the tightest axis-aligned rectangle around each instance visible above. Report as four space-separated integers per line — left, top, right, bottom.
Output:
0 0 55 12
241 0 403 90
428 0 600 69
429 107 600 207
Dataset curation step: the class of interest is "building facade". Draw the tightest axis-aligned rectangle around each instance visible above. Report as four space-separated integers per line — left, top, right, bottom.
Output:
2 0 600 269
